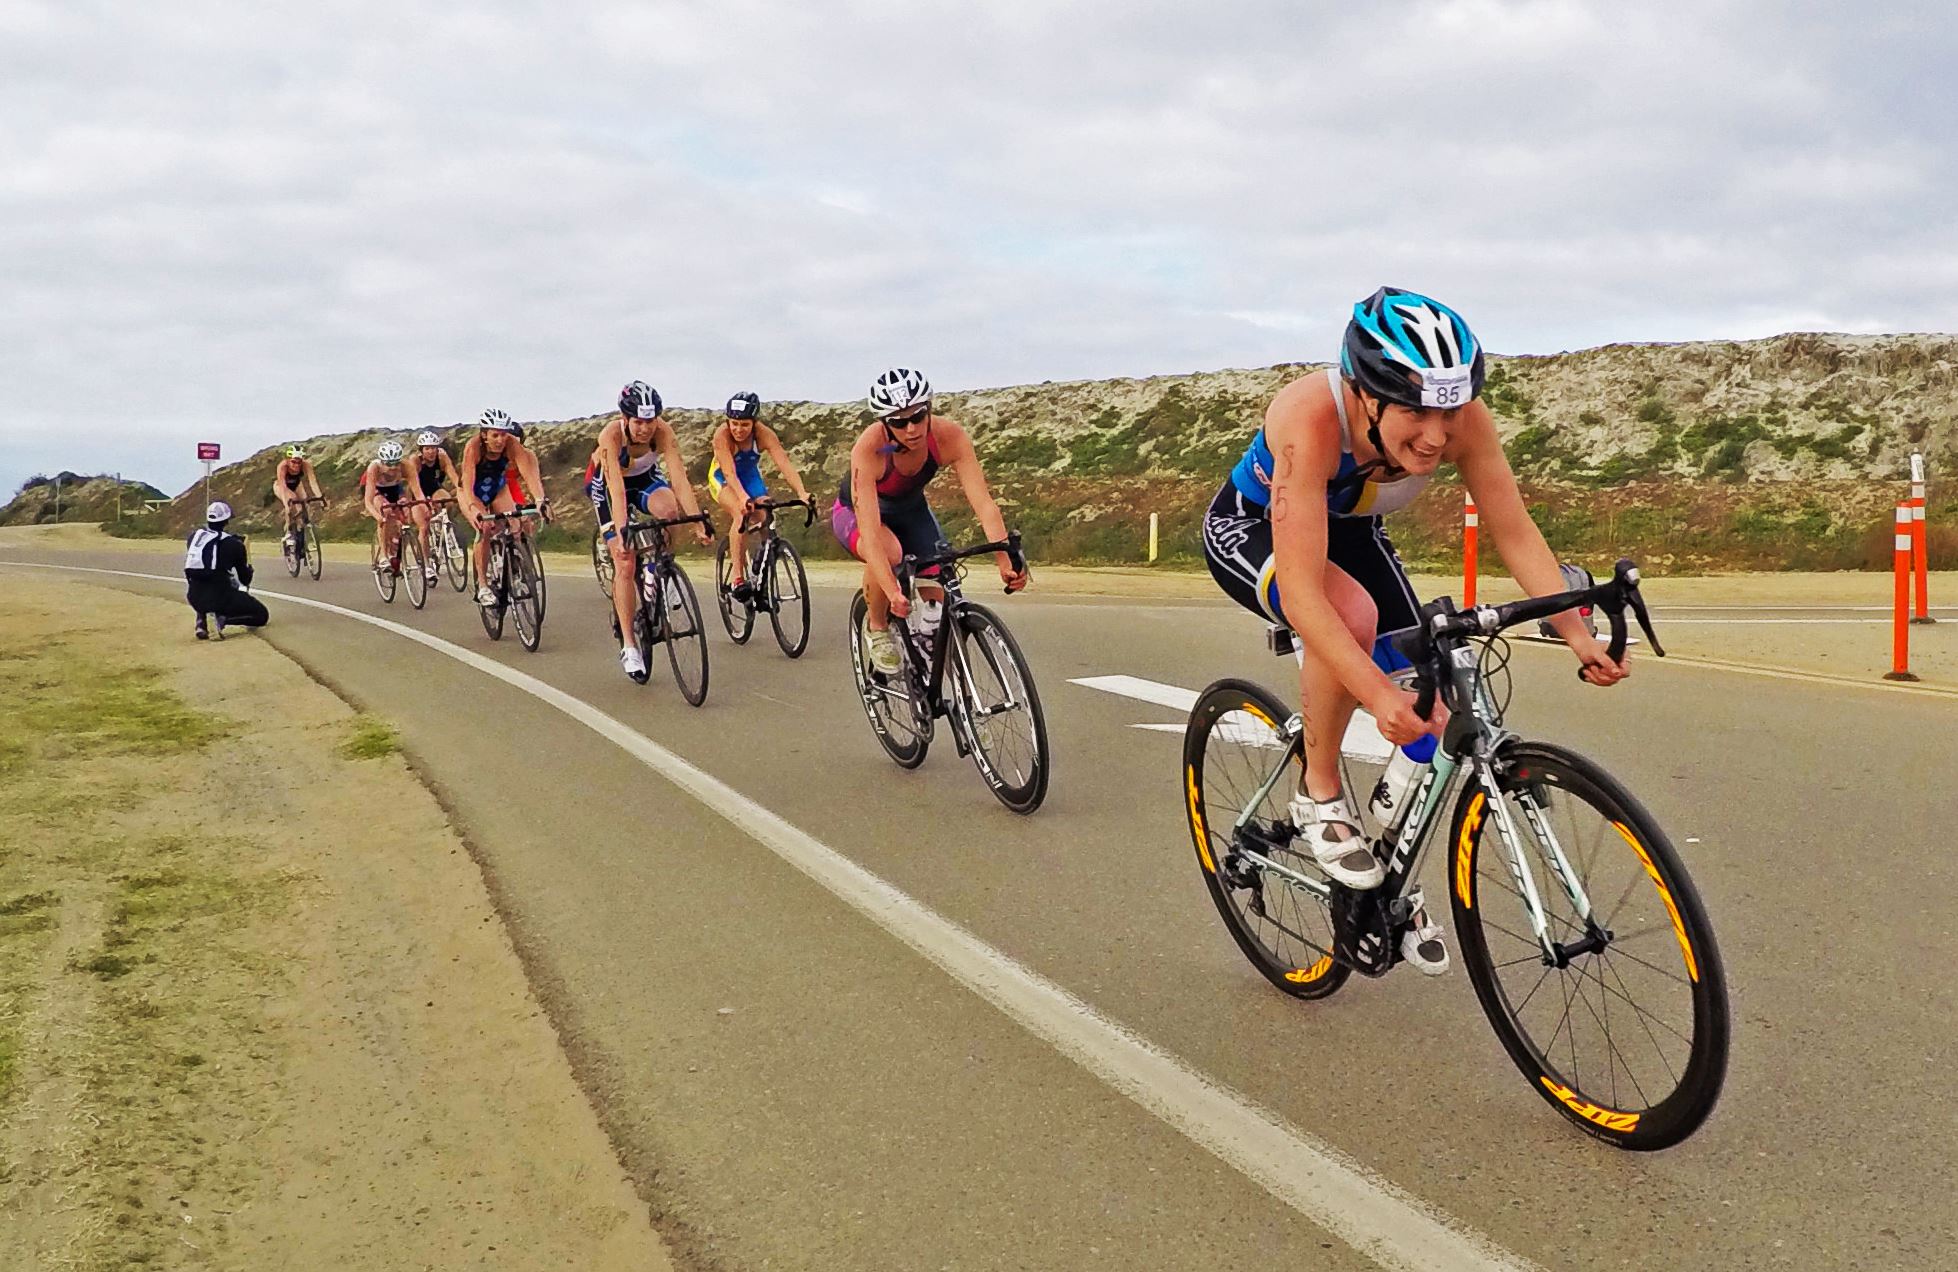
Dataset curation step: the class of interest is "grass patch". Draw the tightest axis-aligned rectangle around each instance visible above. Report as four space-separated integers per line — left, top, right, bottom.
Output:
338 715 399 760
0 660 227 761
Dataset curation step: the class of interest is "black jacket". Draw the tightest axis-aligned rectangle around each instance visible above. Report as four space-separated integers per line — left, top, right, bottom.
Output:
183 527 254 590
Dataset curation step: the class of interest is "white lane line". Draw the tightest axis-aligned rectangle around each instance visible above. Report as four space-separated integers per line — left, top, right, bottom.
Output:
1072 674 1394 762
10 561 1537 1272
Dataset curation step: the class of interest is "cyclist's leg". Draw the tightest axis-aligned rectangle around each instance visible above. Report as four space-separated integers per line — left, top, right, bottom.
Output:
470 477 505 584
410 495 433 557
883 497 947 606
709 465 750 583
835 501 905 630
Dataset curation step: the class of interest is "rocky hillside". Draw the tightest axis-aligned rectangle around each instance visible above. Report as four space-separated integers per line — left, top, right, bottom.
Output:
113 333 1957 571
2 474 166 527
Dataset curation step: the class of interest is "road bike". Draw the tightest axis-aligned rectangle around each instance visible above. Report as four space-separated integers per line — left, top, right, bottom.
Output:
279 496 325 580
427 494 471 592
619 511 712 705
370 500 430 609
847 532 1049 814
477 507 545 652
590 522 615 597
1182 560 1728 1150
714 496 814 658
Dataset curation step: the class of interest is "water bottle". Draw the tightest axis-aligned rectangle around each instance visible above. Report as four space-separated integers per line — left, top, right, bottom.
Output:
914 597 944 643
1368 734 1436 833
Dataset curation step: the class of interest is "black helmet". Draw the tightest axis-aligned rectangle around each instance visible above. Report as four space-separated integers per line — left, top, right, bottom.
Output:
725 391 761 420
619 380 663 420
1339 287 1485 410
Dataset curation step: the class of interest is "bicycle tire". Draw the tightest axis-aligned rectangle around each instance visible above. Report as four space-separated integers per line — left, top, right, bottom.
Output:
282 521 301 577
510 537 544 652
371 535 397 603
524 535 547 623
303 520 322 581
660 564 710 705
715 536 755 644
440 518 470 591
768 538 811 658
1184 679 1350 1001
949 602 1048 813
591 524 615 597
1448 739 1729 1150
402 526 427 610
478 543 507 640
847 591 929 768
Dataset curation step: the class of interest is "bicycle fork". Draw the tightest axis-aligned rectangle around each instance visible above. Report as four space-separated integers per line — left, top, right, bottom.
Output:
1473 757 1606 966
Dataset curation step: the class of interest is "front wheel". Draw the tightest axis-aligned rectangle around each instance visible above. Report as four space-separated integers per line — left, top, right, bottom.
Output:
847 590 929 768
1183 679 1350 1001
401 527 428 609
948 602 1048 813
509 537 545 652
478 544 507 641
591 524 615 597
304 519 322 580
282 520 300 576
371 533 397 603
657 563 710 706
1449 740 1729 1150
440 517 470 591
767 538 811 658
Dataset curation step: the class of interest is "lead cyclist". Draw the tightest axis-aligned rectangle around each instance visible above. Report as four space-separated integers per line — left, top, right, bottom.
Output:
1200 286 1629 974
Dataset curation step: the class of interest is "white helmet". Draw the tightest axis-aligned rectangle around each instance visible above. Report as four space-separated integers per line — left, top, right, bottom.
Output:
479 408 518 433
206 501 233 523
415 429 441 448
868 368 931 418
377 440 404 463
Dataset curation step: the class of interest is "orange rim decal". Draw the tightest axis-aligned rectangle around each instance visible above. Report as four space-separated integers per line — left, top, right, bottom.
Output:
1540 1077 1640 1133
1614 821 1699 983
1455 792 1486 909
1285 955 1333 984
1187 767 1215 873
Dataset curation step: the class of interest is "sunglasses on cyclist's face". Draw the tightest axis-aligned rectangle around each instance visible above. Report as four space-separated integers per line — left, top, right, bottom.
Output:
885 408 930 429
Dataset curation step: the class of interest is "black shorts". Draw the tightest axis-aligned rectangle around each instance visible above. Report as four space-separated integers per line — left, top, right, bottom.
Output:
1201 482 1420 666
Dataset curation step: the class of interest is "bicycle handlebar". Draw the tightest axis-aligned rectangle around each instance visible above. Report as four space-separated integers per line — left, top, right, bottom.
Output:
745 496 816 529
896 531 1028 595
1399 558 1665 721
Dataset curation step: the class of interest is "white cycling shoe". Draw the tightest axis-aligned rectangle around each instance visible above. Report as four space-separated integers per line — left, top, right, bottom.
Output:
866 627 902 675
1289 792 1385 890
475 584 496 606
619 646 648 682
1400 889 1450 975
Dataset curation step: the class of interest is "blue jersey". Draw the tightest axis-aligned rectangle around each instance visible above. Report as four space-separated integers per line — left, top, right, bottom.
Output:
1227 368 1430 518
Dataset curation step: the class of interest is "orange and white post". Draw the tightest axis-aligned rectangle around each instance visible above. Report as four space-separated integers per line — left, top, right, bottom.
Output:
1463 493 1479 607
1885 503 1918 682
1910 451 1933 624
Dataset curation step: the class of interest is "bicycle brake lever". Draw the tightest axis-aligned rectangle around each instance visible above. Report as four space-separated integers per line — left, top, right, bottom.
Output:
1628 590 1666 658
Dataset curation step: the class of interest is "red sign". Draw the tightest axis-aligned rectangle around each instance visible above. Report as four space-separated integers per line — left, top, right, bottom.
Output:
197 442 221 461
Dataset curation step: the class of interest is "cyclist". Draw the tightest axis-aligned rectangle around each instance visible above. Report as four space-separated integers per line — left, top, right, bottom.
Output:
591 381 713 681
404 428 460 584
460 409 552 606
707 391 816 602
1201 286 1628 974
833 368 1026 676
362 440 413 575
270 445 325 551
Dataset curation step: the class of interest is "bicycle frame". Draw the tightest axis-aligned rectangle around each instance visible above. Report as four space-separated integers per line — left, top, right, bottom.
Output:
885 537 1032 761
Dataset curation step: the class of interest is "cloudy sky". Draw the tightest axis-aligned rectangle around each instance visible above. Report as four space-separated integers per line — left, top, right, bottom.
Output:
3 0 1954 499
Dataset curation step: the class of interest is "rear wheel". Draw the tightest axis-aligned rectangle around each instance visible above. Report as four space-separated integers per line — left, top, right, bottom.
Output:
1183 679 1349 1000
1449 741 1729 1150
402 527 427 609
659 564 709 706
768 538 811 658
371 534 397 603
716 536 755 643
509 538 544 652
303 519 322 580
949 603 1048 813
847 591 929 768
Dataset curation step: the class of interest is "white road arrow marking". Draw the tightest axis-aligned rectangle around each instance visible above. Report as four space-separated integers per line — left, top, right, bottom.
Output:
1070 674 1394 762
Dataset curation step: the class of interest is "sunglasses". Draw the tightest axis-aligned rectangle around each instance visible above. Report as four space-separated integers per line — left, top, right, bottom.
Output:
885 407 930 428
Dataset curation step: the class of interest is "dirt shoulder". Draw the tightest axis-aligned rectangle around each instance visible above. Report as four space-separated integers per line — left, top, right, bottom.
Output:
0 575 673 1271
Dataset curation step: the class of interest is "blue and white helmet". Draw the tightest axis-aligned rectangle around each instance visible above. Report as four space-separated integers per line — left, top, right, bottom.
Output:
1340 287 1485 410
377 440 404 463
868 368 931 418
619 381 663 420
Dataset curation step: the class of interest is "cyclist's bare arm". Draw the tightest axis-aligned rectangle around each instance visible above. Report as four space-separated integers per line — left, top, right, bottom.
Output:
597 423 632 539
758 424 813 503
458 441 488 523
511 441 547 513
303 460 323 501
940 420 1023 588
658 422 705 520
849 430 905 606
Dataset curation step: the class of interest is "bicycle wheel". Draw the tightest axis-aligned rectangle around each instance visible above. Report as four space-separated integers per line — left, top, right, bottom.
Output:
659 564 710 706
441 517 470 591
371 535 397 603
715 536 754 644
304 519 322 580
768 538 811 658
846 591 930 768
1183 679 1350 1001
524 536 547 623
591 524 615 597
949 602 1048 813
509 537 545 652
1448 740 1729 1151
282 522 300 576
402 527 428 610
478 544 507 640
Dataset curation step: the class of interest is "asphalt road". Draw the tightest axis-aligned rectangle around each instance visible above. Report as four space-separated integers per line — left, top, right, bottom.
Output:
4 535 1952 1271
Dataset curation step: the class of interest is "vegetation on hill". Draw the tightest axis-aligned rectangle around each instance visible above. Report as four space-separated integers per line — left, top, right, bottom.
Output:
1 474 166 527
90 332 1958 571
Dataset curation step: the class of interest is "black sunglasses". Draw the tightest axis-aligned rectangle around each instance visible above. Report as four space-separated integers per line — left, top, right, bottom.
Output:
885 407 930 428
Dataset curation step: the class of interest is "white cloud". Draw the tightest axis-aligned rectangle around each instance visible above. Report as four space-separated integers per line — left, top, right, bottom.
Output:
2 0 1956 498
